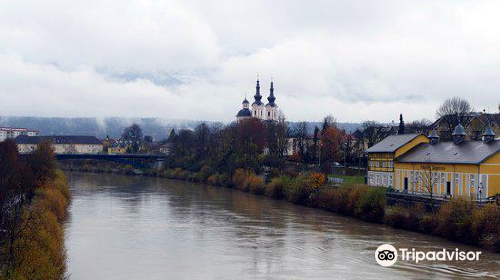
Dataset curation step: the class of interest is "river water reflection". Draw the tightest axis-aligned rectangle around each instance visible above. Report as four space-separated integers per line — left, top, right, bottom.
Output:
64 172 499 280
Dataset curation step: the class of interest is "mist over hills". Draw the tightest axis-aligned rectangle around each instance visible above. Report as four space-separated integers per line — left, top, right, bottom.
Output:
0 116 361 140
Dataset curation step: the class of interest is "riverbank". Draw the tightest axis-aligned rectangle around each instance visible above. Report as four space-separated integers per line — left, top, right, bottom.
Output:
0 141 71 280
60 162 499 253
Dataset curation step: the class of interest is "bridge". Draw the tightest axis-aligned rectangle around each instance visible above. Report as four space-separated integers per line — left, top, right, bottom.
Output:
55 153 168 169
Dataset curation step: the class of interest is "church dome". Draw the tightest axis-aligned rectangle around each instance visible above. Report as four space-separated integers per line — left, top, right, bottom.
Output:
236 108 252 117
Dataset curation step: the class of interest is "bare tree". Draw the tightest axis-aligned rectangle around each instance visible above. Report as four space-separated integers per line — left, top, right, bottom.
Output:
418 163 440 212
294 122 308 163
406 119 432 134
121 124 143 153
436 97 473 119
361 120 381 148
322 115 337 132
435 97 473 141
339 130 354 167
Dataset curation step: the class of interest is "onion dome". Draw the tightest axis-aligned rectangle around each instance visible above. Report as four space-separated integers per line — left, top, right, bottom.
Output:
483 124 495 137
252 79 263 106
266 81 277 107
452 123 466 136
452 123 466 145
483 124 496 144
428 130 439 144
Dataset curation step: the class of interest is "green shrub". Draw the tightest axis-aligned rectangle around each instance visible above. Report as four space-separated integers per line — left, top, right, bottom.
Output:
217 173 231 187
266 176 290 199
232 169 249 191
246 174 266 195
419 214 437 234
332 186 352 214
471 204 500 252
311 187 336 211
385 205 408 229
53 169 71 201
356 187 386 222
347 185 368 214
284 176 314 205
123 164 134 175
207 173 219 185
435 198 475 243
199 165 214 182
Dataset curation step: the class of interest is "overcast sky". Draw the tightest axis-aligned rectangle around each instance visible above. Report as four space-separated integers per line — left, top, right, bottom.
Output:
1 0 499 123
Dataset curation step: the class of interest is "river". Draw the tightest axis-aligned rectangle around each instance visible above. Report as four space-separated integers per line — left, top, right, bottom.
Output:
64 172 499 280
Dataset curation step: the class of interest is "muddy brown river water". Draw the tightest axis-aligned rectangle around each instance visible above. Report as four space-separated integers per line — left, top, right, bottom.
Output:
64 172 500 280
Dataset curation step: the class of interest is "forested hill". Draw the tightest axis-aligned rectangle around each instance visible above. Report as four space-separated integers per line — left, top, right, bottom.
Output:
0 116 361 140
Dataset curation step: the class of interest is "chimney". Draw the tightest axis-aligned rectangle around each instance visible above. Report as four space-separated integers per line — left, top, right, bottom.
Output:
452 123 466 145
428 130 440 145
482 124 495 144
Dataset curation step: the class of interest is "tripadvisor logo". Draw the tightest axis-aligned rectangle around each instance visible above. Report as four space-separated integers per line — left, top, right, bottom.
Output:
375 244 398 267
375 244 482 267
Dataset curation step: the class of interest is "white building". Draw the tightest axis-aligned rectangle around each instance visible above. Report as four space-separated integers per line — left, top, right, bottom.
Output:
236 79 278 122
15 135 102 154
0 127 39 142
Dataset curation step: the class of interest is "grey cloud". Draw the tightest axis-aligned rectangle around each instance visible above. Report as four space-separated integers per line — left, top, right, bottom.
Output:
0 0 499 122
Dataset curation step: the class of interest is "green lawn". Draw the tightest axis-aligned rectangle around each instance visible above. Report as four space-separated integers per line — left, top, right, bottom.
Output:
336 175 365 184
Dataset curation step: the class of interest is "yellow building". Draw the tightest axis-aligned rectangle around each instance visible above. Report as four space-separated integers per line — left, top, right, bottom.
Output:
366 134 429 188
108 146 127 154
394 125 499 199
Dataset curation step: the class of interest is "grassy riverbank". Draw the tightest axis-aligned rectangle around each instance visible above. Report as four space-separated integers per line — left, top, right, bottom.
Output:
0 141 71 280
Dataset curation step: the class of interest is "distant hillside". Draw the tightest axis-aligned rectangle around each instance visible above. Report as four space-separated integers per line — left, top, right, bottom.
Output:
287 122 362 134
0 116 361 140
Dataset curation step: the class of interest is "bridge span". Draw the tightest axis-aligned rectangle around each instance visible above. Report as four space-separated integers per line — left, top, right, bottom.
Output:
55 153 168 169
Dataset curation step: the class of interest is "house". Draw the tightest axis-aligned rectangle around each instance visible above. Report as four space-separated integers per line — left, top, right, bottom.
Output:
365 133 429 188
394 125 500 199
431 112 500 141
0 127 39 142
159 142 174 155
15 135 102 154
108 146 127 155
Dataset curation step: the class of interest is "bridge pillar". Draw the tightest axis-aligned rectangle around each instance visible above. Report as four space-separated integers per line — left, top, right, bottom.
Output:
154 160 165 171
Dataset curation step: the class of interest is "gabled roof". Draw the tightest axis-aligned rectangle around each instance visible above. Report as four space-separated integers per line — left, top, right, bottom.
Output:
160 142 174 148
431 113 500 129
365 134 422 153
15 135 102 145
397 140 500 164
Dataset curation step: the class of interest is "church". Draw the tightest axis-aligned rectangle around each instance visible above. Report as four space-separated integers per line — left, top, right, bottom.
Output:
236 79 278 122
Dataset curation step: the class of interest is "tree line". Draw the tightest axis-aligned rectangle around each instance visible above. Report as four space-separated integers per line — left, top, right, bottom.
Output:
0 139 70 279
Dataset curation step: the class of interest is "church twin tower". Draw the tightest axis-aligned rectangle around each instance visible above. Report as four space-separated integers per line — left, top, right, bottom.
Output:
236 79 278 122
